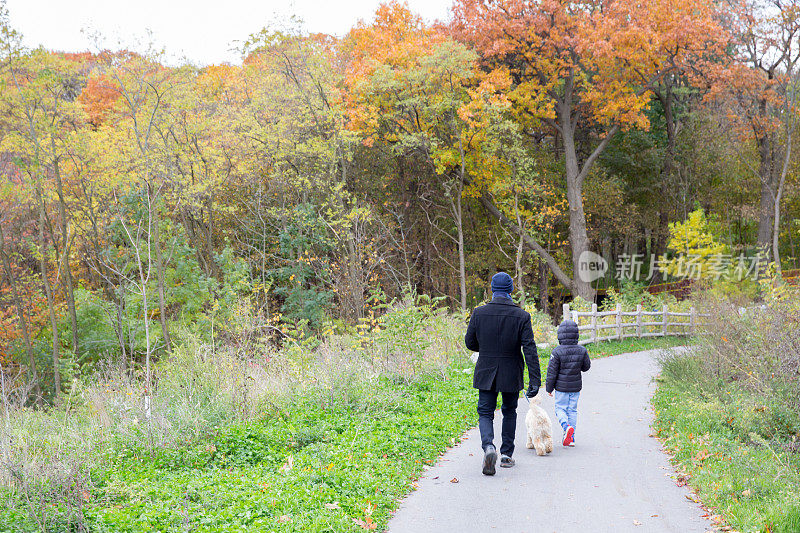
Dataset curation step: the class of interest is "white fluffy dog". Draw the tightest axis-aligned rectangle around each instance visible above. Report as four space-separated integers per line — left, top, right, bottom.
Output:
525 395 554 456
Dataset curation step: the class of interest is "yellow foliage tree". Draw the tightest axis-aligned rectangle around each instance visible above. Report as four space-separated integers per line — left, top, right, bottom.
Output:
660 209 728 280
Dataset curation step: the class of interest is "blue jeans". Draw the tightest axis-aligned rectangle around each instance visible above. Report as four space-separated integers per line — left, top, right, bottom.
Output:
554 391 580 436
477 390 518 457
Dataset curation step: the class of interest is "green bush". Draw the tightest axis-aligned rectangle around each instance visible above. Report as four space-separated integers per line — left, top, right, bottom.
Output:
270 204 335 331
524 305 557 345
601 280 678 312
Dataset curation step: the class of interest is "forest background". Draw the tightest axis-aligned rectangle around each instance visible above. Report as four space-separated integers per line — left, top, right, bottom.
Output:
1 0 799 401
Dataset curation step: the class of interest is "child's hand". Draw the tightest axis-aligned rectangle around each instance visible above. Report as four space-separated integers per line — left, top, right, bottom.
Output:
548 391 553 397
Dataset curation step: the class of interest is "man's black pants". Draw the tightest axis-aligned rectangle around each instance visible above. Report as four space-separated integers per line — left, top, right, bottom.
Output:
477 389 519 457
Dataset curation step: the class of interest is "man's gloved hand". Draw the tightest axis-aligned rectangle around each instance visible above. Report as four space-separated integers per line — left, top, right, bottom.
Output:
525 385 539 398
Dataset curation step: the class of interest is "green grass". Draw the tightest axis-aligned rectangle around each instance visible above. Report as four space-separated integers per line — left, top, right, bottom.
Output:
1 370 477 532
652 372 800 533
0 335 689 532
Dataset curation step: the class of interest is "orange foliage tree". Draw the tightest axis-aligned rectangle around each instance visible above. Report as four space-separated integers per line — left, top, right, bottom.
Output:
451 0 724 299
709 0 800 265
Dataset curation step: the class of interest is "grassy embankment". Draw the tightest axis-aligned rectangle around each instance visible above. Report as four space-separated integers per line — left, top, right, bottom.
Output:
653 296 800 533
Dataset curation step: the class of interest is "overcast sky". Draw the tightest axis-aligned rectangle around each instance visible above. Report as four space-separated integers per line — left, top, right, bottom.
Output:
6 0 453 65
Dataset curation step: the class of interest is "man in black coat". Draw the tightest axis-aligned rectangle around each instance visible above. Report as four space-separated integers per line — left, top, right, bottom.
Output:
465 272 540 476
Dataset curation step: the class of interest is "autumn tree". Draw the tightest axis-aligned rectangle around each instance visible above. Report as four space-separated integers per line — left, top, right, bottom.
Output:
1 46 92 395
236 30 386 322
96 51 181 353
343 2 495 309
712 0 800 270
0 189 43 402
452 0 723 299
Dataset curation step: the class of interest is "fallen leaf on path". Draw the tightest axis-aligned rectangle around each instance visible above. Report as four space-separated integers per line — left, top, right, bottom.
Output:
633 520 642 526
450 477 459 483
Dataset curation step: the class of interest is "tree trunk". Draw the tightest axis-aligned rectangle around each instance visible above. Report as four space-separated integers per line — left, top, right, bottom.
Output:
149 185 171 352
454 191 467 310
553 76 619 301
131 222 154 441
515 233 525 306
52 156 79 355
757 159 777 250
773 182 783 278
513 189 525 306
562 122 595 301
456 138 468 311
773 118 794 278
181 208 209 275
204 195 222 281
36 192 61 397
756 123 779 251
337 147 365 319
651 80 678 282
0 225 42 403
538 258 549 315
345 220 365 319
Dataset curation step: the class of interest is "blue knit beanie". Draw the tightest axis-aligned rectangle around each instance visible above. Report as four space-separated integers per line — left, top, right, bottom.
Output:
491 272 513 298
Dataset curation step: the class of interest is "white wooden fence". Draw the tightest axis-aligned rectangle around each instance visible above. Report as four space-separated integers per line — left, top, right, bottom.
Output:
561 303 709 346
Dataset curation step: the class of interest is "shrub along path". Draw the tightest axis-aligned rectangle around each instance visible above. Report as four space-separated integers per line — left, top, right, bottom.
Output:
387 348 710 533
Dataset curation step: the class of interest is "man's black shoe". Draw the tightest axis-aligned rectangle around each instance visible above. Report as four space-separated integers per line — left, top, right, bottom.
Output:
482 445 497 476
500 455 515 468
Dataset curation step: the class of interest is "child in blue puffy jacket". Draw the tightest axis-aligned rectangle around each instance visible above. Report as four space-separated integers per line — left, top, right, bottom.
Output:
546 320 591 446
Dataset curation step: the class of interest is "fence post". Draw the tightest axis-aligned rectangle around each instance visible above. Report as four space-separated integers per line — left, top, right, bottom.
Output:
662 304 669 337
563 303 570 322
591 303 597 343
689 306 696 336
615 303 622 340
572 310 578 324
636 304 642 338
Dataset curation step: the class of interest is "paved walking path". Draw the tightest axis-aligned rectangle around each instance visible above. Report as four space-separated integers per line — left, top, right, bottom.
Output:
387 349 710 533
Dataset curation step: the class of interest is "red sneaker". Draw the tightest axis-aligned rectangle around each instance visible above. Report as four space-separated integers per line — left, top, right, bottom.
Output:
562 426 574 447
